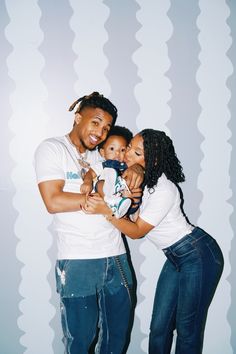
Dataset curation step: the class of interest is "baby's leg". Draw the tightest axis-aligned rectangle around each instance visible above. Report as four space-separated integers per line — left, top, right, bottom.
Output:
103 168 131 218
102 168 118 197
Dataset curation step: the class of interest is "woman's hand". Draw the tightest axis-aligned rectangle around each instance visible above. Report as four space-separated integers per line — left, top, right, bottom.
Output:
83 193 110 215
122 164 144 190
129 187 143 201
122 186 142 205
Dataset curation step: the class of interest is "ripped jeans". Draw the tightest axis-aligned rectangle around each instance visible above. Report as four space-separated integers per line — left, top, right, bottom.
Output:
55 254 133 354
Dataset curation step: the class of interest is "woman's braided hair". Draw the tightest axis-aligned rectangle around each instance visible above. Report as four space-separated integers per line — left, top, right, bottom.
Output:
69 92 118 125
140 129 185 189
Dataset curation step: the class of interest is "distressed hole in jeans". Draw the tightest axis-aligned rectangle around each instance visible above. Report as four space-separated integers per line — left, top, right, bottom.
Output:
57 267 66 285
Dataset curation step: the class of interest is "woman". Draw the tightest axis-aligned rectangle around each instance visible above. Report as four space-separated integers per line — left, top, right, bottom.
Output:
85 129 224 354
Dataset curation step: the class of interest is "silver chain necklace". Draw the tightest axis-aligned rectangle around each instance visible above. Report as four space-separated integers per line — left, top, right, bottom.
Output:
65 134 91 171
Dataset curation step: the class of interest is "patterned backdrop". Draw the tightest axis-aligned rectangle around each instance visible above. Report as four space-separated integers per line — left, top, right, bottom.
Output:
0 1 235 353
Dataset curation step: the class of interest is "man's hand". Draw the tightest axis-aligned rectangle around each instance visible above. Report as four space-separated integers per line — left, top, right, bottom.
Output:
122 164 144 190
83 193 110 215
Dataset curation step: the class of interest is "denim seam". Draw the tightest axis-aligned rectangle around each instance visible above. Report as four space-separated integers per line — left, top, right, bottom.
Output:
190 234 206 244
165 303 177 352
96 289 109 354
205 239 224 266
150 293 177 352
95 291 103 354
175 251 203 350
60 300 73 354
167 254 180 272
192 249 203 345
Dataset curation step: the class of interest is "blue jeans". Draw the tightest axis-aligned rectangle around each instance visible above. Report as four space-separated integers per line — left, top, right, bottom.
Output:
149 227 224 354
55 254 133 354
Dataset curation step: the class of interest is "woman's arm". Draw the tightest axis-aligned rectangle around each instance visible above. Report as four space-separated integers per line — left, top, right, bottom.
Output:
109 212 153 239
85 194 154 239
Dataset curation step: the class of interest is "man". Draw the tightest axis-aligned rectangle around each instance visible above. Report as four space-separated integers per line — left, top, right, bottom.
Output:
34 92 143 354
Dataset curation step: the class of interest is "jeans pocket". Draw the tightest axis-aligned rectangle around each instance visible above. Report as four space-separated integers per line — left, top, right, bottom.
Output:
172 240 197 257
58 260 101 297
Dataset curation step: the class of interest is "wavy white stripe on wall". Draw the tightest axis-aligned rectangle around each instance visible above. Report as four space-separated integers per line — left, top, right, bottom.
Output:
69 0 111 96
5 0 55 353
134 0 172 132
197 1 233 353
133 1 172 352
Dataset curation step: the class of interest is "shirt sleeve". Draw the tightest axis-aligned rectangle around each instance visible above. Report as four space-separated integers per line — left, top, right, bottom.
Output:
139 186 176 227
34 139 65 183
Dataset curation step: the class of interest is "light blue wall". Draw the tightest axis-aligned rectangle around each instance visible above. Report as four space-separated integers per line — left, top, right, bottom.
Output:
0 1 235 353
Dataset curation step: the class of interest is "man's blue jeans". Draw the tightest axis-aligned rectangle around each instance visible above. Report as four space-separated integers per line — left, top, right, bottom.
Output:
149 227 224 354
55 254 133 354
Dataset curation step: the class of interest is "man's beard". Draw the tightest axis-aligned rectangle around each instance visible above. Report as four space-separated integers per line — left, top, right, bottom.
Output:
80 138 97 151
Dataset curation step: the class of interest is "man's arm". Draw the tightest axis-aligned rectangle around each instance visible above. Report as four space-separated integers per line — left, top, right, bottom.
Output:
38 179 86 213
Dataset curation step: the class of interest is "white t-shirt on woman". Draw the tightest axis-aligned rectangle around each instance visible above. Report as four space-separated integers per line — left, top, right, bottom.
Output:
139 174 194 249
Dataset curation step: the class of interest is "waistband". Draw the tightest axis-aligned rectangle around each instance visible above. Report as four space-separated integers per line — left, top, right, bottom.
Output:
57 253 127 262
163 227 208 254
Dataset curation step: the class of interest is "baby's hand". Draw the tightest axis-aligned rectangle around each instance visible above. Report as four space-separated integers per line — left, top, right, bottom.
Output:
80 182 93 195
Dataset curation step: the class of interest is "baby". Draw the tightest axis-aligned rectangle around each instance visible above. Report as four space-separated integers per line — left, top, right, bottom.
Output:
80 126 133 218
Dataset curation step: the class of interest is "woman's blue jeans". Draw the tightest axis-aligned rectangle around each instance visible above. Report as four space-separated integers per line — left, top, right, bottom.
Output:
149 227 224 354
55 254 133 354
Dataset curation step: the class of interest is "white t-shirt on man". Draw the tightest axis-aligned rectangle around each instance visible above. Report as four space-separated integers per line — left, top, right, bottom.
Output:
34 136 126 260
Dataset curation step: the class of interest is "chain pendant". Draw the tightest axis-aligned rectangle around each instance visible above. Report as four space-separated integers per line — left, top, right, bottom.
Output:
78 158 90 169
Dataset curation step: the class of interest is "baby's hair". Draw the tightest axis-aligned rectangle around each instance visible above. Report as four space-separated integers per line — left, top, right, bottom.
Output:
98 125 133 150
140 129 185 189
69 92 118 125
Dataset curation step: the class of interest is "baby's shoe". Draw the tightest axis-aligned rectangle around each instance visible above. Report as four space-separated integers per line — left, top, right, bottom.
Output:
103 168 130 197
105 195 131 218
